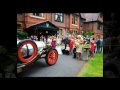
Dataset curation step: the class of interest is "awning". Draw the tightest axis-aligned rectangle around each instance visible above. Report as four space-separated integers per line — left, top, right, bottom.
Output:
24 21 59 36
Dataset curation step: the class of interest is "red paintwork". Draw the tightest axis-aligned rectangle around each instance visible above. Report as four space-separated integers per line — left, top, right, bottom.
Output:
18 41 37 63
47 50 58 65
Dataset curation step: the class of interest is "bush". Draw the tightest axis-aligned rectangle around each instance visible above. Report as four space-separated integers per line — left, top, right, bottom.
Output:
17 31 28 39
84 30 94 37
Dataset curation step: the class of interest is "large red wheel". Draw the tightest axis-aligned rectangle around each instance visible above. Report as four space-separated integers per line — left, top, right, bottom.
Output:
17 40 38 63
45 49 58 65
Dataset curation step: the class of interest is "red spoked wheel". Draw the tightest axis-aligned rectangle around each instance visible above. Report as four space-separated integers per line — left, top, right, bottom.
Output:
46 49 58 65
17 40 38 63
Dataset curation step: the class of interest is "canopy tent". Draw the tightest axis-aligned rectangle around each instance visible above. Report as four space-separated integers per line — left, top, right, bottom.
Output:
24 21 59 37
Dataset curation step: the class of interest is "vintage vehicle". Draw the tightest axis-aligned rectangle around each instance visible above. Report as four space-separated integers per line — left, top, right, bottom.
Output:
17 21 60 73
17 39 58 73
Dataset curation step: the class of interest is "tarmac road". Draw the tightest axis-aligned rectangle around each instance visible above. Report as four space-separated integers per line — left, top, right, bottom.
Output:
18 54 87 77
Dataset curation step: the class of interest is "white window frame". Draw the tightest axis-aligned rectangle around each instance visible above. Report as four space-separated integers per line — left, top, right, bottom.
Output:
30 13 45 19
17 23 22 31
55 13 64 23
72 15 78 25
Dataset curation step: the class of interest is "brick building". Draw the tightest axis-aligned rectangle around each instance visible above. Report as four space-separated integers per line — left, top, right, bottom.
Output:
17 13 103 38
79 13 86 34
17 13 81 36
83 13 103 38
17 13 26 31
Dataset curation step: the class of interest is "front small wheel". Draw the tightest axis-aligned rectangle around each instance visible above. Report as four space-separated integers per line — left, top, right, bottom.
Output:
45 49 58 65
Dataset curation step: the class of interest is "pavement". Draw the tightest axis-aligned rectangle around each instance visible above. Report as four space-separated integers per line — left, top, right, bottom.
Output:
18 54 87 77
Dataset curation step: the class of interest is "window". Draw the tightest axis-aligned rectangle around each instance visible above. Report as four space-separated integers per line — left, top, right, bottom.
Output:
100 25 103 31
98 23 103 31
98 23 100 30
32 13 44 17
81 21 83 27
17 24 21 29
55 13 64 22
17 24 22 31
72 15 77 25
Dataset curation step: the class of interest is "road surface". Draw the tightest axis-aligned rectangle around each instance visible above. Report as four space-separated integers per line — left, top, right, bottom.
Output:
18 54 87 77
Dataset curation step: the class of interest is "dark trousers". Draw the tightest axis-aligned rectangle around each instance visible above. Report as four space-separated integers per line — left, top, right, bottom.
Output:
65 44 67 49
97 46 100 53
62 49 69 55
73 48 76 58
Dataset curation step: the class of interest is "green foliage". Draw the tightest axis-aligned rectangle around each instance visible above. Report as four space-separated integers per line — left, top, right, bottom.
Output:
77 32 80 35
17 31 28 39
72 29 75 33
84 30 94 37
84 44 90 48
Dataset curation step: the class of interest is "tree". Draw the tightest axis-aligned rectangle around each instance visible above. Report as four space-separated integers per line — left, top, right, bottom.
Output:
84 30 94 37
17 31 28 39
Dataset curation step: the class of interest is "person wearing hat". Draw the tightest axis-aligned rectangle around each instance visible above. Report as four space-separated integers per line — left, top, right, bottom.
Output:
51 36 56 48
89 38 95 58
69 35 74 55
75 35 84 60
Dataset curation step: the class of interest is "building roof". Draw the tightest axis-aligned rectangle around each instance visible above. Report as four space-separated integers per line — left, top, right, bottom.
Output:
85 13 99 22
74 13 80 16
80 13 86 20
24 21 59 35
84 13 103 23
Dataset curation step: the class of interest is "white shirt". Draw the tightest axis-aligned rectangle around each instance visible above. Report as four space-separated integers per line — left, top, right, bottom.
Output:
65 46 70 51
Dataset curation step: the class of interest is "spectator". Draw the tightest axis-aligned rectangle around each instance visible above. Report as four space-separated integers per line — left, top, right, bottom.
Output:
94 38 97 54
47 36 52 44
62 36 70 49
69 36 74 55
96 38 100 53
75 35 83 60
31 35 34 40
73 37 77 58
100 38 103 53
89 38 95 58
51 36 56 48
65 44 70 55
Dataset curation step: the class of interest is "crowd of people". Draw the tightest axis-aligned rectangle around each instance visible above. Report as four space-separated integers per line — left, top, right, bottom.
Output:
28 34 103 60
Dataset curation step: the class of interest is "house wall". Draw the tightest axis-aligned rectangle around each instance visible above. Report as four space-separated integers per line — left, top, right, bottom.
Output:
84 22 103 38
17 14 25 31
69 14 80 31
51 13 70 36
25 13 48 28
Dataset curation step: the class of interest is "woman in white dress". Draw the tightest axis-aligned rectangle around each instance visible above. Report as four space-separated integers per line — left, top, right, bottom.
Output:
56 36 63 55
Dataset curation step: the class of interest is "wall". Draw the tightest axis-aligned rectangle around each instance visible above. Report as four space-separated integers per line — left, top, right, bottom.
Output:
69 14 80 31
25 13 48 28
84 22 103 38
